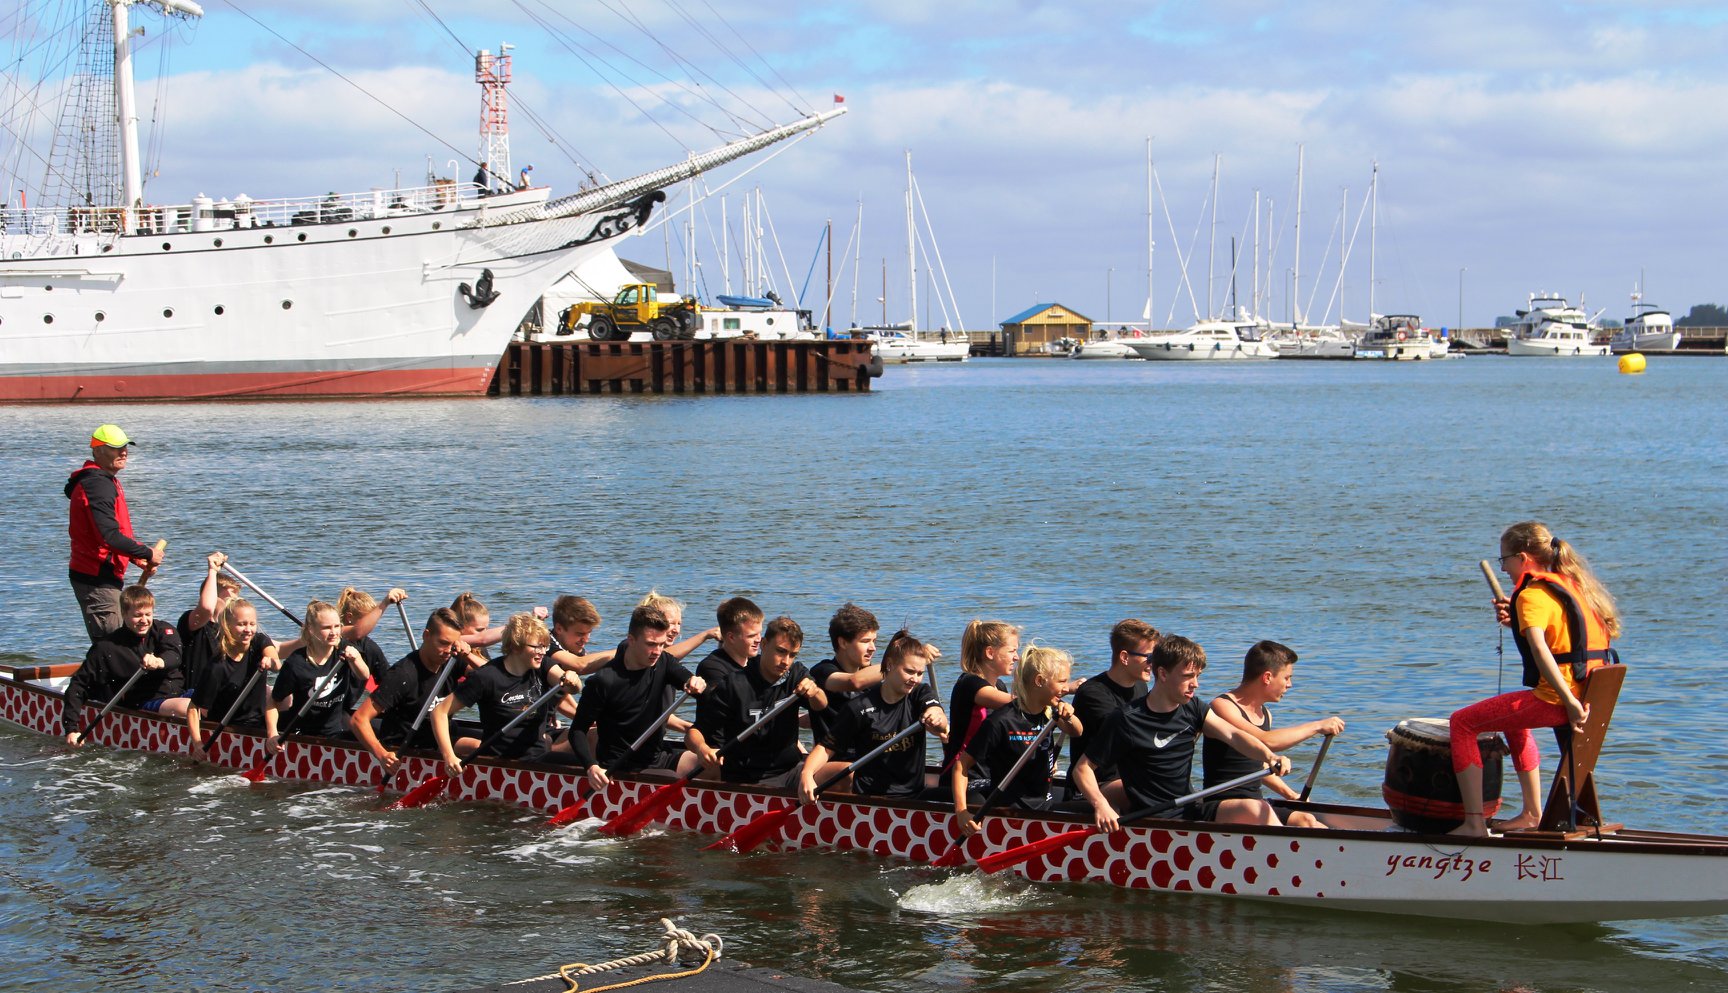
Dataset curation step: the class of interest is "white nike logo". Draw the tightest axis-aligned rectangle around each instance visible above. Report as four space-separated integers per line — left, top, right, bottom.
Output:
1152 732 1179 748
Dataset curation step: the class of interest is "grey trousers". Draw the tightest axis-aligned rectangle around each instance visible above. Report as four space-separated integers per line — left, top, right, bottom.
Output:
72 579 121 643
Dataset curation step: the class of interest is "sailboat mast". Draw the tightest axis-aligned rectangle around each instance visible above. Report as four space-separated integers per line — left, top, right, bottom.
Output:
1252 189 1260 321
1146 137 1155 331
850 199 862 326
1207 154 1219 318
905 150 917 333
1339 185 1347 325
1293 143 1304 325
825 218 832 332
1368 161 1378 324
721 195 730 294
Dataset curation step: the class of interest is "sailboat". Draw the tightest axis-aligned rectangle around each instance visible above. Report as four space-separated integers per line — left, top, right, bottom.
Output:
0 1 843 400
866 152 968 363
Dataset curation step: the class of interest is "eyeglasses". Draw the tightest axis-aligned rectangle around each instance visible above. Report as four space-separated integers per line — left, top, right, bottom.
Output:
1497 553 1520 565
1124 650 1154 660
525 643 550 654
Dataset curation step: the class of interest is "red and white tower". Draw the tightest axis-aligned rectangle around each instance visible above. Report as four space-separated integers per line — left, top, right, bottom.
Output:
475 44 513 192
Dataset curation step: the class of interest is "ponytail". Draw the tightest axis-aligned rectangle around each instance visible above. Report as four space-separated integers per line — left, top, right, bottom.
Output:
960 619 1017 676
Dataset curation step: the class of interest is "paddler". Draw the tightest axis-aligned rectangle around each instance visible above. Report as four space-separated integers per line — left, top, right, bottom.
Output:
1204 640 1342 828
1072 635 1290 831
568 604 707 788
66 424 163 642
432 613 581 773
1064 619 1160 804
185 597 280 754
265 600 370 750
950 644 1081 835
176 551 243 698
807 603 882 764
686 615 826 787
349 607 478 776
799 629 946 802
63 585 188 744
693 596 764 686
1447 521 1622 837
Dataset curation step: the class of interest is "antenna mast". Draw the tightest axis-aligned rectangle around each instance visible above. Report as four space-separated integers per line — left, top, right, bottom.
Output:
475 44 513 192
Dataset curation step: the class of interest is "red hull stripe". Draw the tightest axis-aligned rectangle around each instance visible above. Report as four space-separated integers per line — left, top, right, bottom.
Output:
0 365 496 402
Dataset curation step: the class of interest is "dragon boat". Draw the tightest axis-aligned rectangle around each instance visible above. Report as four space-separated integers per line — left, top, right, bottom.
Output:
6 661 1725 925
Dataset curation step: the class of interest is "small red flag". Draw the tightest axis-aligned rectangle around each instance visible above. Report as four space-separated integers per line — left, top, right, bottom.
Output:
833 94 845 104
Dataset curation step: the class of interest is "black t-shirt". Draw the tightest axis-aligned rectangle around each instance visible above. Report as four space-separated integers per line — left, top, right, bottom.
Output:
273 642 366 739
1086 695 1208 812
821 682 940 797
808 658 864 759
693 658 819 783
192 632 277 729
572 653 695 772
454 660 550 758
354 634 391 684
964 703 1061 807
942 672 997 768
1067 671 1146 783
176 609 221 695
694 646 749 688
371 650 467 748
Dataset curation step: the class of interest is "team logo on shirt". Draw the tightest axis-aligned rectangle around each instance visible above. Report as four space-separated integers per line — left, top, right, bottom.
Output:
1152 730 1184 749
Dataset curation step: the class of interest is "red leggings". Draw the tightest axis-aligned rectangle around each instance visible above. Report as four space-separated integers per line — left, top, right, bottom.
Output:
1448 690 1566 773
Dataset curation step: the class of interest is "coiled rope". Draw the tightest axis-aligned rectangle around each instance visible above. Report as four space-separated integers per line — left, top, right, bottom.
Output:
513 918 723 993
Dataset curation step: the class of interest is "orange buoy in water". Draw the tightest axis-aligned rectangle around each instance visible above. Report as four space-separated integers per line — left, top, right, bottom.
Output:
1618 353 1647 375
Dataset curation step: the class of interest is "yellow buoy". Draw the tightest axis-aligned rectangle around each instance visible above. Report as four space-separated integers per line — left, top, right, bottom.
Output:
1618 353 1647 375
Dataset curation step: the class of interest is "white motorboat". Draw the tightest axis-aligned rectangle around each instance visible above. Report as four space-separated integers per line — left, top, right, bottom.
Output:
1123 320 1278 360
0 1 842 401
1272 326 1356 360
1069 333 1145 359
1610 296 1681 353
864 326 970 363
1505 295 1610 357
698 294 818 340
1355 315 1435 361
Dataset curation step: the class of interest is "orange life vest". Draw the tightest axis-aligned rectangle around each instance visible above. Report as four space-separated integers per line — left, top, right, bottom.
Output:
1510 570 1617 689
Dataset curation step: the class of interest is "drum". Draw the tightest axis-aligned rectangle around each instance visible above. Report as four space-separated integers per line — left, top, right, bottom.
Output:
1382 718 1508 833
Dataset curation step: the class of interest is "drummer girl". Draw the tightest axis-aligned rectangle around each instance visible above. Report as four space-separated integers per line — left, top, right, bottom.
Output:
1448 521 1621 837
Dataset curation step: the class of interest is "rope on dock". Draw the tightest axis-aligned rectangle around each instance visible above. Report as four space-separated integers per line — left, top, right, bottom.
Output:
512 918 723 993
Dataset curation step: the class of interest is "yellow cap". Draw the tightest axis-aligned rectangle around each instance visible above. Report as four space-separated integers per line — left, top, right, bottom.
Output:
90 424 132 448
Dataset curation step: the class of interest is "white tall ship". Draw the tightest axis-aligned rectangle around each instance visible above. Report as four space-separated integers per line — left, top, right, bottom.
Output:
1123 319 1278 360
1504 294 1609 357
0 1 842 401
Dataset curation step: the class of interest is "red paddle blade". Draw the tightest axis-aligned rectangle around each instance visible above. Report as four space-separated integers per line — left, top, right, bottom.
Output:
931 837 970 868
544 797 591 829
704 803 798 853
240 755 273 783
388 774 451 810
975 827 1097 874
599 780 687 836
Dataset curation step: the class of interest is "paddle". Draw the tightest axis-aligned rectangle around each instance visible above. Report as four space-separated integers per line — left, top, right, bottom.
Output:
198 664 268 756
240 647 358 783
389 681 571 809
378 651 464 791
931 712 1062 867
597 692 801 837
136 538 168 586
973 767 1277 874
544 688 693 828
70 667 147 746
705 719 927 853
1296 732 1334 803
220 563 301 626
396 599 418 652
1479 558 1508 602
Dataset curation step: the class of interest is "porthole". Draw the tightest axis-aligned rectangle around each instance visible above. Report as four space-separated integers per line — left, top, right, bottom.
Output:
43 314 54 324
214 305 225 316
281 300 293 310
297 233 307 242
163 308 174 318
44 284 53 292
214 237 224 247
432 222 441 230
382 225 392 234
264 235 274 244
348 229 357 238
161 242 172 251
95 311 106 322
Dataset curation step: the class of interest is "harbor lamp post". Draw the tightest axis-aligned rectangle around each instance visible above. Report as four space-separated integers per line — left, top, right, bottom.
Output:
1458 267 1467 334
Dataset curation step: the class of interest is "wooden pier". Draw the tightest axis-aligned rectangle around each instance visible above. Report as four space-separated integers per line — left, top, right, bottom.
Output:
490 339 879 396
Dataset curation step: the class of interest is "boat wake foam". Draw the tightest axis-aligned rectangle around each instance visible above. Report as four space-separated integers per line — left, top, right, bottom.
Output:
896 870 1045 916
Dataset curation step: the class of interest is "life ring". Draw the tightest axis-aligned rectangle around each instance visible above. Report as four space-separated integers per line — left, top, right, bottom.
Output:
1396 331 1407 341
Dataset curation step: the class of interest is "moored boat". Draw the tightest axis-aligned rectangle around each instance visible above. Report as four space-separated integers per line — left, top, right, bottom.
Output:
1354 314 1435 361
1505 295 1610 357
1122 320 1278 361
0 1 843 401
1611 295 1681 353
9 661 1726 925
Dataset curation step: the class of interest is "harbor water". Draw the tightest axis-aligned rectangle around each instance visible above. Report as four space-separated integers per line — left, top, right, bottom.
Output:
2 356 1724 992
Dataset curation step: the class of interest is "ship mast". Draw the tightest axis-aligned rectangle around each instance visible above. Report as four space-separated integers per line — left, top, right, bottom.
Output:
113 0 204 228
905 150 916 333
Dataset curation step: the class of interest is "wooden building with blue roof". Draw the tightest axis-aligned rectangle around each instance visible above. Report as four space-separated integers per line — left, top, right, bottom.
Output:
999 302 1092 356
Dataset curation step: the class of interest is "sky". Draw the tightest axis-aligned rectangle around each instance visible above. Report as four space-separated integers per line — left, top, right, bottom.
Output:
8 0 1727 330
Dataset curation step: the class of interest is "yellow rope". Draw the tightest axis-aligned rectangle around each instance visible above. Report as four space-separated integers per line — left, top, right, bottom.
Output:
511 918 723 993
558 943 716 993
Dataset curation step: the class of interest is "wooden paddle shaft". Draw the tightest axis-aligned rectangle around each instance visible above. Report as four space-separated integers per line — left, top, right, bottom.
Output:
1479 559 1508 601
137 539 167 586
